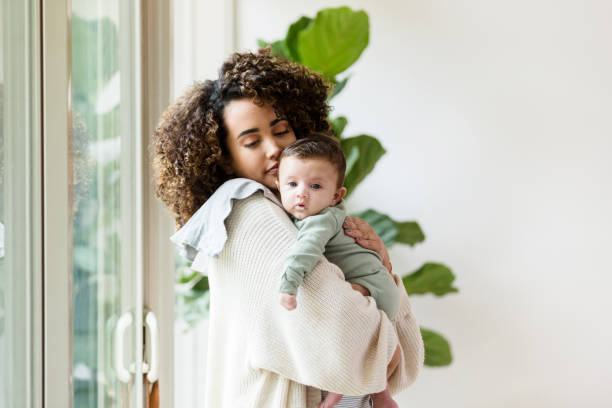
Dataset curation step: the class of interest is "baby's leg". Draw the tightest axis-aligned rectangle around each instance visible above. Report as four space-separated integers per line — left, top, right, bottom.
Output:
370 386 398 408
350 269 400 321
318 391 343 408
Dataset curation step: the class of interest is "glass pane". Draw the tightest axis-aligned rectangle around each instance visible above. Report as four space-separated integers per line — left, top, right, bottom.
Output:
71 1 141 406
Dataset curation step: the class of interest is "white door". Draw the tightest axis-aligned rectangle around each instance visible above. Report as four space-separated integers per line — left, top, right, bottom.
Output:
0 0 171 406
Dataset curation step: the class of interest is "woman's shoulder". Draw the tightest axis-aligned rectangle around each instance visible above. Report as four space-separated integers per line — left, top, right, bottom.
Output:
212 178 277 203
169 179 281 265
228 190 295 235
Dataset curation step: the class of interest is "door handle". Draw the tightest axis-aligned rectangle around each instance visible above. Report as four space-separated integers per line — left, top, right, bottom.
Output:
113 311 133 383
144 310 159 383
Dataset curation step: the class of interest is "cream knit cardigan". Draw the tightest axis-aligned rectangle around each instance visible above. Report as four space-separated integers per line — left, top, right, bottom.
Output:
204 193 424 408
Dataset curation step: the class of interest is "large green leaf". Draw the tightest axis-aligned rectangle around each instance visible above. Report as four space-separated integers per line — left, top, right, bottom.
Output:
395 221 425 246
352 209 397 247
421 328 453 366
192 274 210 292
340 135 386 197
297 7 369 78
403 263 458 296
331 116 348 139
285 16 312 62
352 209 426 248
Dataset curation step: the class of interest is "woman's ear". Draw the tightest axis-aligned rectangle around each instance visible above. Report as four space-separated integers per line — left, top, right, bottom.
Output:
334 186 347 204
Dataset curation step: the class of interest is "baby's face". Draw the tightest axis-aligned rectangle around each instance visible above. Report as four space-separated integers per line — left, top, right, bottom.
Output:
277 156 345 220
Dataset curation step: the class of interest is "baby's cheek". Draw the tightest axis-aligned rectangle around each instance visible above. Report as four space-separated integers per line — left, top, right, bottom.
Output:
280 197 293 213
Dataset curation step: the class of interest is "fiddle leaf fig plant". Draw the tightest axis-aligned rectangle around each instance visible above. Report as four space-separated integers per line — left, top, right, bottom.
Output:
257 6 458 367
177 6 458 368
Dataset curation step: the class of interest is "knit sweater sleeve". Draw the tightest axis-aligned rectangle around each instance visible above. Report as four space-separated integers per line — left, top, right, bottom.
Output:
225 194 423 396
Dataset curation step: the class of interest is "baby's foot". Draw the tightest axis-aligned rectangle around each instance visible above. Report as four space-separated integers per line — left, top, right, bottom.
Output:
279 293 297 310
318 392 342 408
370 386 398 408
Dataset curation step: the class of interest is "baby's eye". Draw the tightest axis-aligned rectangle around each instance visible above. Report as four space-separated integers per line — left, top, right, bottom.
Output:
311 184 321 189
288 181 297 187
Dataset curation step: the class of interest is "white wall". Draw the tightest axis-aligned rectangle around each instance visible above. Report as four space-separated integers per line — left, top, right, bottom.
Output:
172 0 235 98
236 1 612 406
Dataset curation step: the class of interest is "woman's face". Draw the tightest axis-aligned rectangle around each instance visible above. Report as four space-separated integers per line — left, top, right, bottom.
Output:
224 99 296 190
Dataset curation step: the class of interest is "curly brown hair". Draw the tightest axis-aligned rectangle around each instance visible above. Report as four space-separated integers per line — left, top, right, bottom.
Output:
152 49 331 228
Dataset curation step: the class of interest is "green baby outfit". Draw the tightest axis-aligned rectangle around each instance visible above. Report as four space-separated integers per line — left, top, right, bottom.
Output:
280 205 400 320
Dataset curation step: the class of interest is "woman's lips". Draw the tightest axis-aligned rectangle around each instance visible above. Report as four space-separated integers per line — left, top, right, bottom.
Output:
266 165 278 174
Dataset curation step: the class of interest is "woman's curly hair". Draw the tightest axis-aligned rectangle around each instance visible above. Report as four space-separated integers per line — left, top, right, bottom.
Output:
152 49 331 228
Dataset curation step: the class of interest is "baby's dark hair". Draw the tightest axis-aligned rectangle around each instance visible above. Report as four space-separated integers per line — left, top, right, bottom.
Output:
279 132 346 188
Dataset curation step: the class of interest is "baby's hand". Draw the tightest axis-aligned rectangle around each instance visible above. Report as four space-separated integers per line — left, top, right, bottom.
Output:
279 293 297 310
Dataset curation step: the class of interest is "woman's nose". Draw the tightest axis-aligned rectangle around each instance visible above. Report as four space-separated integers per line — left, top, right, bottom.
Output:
264 137 282 159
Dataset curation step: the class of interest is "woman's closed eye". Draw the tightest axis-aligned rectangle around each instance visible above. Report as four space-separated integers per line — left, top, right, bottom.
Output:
274 130 290 137
244 139 259 148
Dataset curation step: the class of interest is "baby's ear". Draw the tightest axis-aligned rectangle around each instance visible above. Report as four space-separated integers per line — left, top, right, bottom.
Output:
334 186 347 204
275 179 280 189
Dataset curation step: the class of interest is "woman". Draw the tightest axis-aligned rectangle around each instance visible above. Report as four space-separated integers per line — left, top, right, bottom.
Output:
153 49 424 408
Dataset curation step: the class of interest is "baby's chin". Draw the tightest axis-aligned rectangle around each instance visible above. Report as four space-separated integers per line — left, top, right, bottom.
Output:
286 209 308 220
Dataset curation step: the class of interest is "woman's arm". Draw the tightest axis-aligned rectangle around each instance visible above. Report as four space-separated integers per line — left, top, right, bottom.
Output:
343 215 424 393
226 195 422 396
386 273 425 394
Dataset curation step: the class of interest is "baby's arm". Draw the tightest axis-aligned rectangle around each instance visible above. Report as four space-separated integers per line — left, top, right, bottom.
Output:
279 211 339 309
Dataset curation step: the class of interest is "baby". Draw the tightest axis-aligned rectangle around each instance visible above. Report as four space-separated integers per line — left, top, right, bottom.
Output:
276 133 400 408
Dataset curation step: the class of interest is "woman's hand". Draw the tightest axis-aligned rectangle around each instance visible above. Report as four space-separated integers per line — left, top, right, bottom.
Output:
343 216 393 273
350 283 371 296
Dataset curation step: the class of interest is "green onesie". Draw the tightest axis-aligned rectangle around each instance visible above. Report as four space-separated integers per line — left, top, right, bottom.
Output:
279 206 400 320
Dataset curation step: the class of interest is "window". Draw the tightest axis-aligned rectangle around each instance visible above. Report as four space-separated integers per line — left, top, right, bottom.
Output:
71 1 143 406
